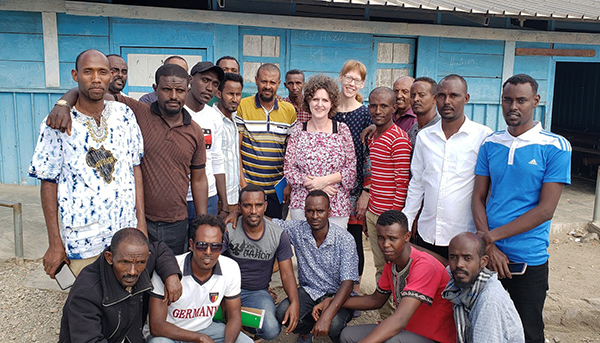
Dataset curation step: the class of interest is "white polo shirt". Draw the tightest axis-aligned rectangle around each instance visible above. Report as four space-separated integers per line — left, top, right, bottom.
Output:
403 117 492 246
150 253 241 332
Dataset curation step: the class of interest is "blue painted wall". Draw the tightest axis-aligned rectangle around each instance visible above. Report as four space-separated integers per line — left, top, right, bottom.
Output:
1 9 599 184
416 37 540 131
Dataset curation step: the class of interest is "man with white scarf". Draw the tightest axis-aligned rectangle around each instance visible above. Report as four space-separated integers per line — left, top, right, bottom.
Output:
443 233 524 343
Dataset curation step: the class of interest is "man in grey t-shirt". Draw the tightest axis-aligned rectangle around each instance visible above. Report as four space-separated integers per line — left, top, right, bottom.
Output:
442 233 524 343
225 184 300 340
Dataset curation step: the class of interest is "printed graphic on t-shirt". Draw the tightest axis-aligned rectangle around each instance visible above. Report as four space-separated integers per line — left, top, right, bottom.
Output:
86 146 117 183
203 128 212 149
228 240 274 260
171 305 219 319
209 292 219 303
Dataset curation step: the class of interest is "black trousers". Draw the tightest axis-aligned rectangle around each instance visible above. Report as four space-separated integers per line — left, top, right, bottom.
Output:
265 192 285 219
501 261 549 343
414 232 449 260
146 218 188 255
276 287 354 343
347 224 365 276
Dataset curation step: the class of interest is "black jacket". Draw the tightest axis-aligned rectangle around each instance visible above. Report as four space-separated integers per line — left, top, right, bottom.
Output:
59 241 181 343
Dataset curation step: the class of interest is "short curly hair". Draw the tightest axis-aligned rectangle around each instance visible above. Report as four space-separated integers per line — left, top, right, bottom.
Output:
302 74 340 118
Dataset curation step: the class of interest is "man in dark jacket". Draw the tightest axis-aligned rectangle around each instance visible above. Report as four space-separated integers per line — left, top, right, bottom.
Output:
59 228 182 343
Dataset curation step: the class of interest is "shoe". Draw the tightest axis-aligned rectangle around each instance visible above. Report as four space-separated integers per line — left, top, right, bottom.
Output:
297 334 313 343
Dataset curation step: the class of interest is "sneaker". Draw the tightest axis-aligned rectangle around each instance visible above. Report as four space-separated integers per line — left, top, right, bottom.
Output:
296 334 313 343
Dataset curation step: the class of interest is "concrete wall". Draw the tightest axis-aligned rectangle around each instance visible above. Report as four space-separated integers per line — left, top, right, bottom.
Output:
2 2 600 184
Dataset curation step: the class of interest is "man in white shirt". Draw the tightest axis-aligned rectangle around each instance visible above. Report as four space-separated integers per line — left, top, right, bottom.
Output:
403 74 492 258
184 61 228 221
147 214 252 343
30 49 145 277
213 73 244 223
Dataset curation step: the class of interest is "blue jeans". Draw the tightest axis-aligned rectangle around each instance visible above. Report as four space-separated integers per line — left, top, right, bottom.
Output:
240 288 281 340
146 321 253 343
187 194 219 224
276 287 354 343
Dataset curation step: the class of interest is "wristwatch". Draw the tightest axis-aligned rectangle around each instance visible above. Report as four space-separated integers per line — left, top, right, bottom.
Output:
55 99 70 107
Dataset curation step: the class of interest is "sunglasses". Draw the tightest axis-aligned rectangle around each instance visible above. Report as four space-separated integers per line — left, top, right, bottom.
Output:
193 241 223 252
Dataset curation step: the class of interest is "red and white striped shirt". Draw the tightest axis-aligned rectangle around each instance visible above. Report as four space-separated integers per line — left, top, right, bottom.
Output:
368 124 412 216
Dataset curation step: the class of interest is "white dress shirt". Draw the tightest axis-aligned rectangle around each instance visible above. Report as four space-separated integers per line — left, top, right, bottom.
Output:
403 117 493 246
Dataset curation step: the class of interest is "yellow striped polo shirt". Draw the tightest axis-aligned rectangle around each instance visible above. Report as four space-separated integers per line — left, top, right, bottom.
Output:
235 94 296 193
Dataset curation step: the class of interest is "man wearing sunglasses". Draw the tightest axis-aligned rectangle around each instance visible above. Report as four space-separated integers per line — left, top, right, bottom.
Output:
147 215 252 343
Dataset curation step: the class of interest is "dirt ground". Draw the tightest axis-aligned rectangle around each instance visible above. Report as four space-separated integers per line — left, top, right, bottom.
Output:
542 232 600 343
0 231 598 343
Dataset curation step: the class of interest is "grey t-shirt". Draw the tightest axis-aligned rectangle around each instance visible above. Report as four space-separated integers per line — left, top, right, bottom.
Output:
407 114 441 146
224 218 293 290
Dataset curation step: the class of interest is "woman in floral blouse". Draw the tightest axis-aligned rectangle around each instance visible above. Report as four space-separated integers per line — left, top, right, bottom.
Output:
284 74 356 228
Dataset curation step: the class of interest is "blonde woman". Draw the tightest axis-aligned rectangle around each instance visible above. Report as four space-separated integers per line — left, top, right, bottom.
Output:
284 74 356 228
332 60 372 291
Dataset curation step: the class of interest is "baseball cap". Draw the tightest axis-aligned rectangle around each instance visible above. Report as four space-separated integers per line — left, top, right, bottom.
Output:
190 61 225 82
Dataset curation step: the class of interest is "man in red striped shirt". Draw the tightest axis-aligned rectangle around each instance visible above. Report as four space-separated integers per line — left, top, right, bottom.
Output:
365 87 412 320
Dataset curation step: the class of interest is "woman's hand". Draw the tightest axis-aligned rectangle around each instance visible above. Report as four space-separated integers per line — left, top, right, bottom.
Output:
304 175 331 191
305 173 342 192
322 185 339 198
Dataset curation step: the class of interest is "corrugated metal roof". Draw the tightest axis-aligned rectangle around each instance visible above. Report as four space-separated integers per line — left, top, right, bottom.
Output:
320 0 600 21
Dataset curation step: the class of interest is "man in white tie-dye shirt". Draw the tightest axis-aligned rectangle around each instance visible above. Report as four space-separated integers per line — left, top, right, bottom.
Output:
29 49 145 278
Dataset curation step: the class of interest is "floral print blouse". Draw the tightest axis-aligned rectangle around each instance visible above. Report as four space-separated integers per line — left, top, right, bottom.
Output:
284 120 356 217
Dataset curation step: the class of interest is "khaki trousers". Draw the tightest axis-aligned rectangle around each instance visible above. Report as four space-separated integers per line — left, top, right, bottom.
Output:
69 255 99 277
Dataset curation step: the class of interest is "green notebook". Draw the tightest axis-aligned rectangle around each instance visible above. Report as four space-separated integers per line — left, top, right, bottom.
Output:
213 306 265 329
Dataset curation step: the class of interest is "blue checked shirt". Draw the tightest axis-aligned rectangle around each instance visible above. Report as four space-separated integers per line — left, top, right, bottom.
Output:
273 219 359 300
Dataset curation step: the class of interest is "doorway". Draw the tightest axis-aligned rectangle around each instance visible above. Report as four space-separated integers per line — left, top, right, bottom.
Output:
552 62 600 179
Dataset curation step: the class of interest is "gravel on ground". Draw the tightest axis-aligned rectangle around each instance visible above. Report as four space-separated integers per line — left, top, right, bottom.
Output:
0 232 598 343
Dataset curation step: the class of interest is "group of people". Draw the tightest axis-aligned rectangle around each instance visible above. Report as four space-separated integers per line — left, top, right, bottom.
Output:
29 47 571 343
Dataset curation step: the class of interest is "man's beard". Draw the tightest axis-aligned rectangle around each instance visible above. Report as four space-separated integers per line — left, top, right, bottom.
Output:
160 102 182 116
454 278 476 289
259 93 274 103
453 268 478 289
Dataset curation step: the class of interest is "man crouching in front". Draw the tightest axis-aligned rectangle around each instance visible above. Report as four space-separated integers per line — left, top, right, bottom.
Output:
316 210 456 343
59 228 182 343
147 214 253 343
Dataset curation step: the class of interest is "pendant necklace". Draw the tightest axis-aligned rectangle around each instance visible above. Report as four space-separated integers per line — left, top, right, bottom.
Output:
74 112 108 143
